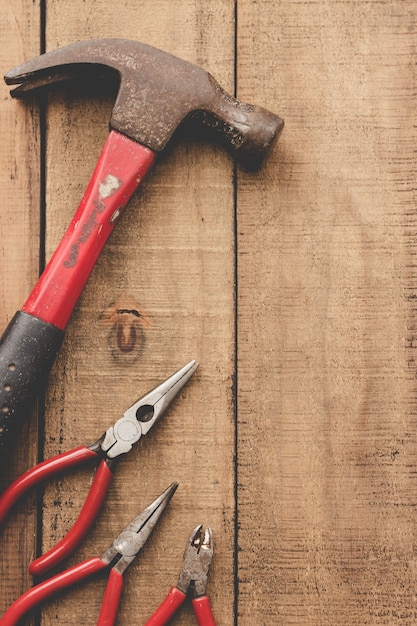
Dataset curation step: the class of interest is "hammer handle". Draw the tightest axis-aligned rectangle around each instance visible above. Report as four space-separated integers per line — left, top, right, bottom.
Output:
24 131 155 330
0 132 155 453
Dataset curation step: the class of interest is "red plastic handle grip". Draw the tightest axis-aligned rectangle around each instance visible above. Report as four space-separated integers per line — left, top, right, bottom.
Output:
144 586 186 625
0 557 107 626
23 130 155 330
97 568 124 626
29 460 113 576
192 595 216 626
0 445 97 523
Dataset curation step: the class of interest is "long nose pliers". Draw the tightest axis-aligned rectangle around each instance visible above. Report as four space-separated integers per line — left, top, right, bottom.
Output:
145 524 215 625
0 360 197 576
0 482 178 626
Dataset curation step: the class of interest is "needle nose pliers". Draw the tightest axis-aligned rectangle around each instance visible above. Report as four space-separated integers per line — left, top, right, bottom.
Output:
0 360 197 576
0 482 178 626
145 524 216 625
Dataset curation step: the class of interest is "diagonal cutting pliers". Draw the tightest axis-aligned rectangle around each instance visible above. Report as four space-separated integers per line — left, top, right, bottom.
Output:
0 482 178 626
0 360 197 576
145 524 215 625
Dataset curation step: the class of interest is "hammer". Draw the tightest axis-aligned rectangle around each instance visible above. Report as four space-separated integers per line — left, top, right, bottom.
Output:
0 38 283 453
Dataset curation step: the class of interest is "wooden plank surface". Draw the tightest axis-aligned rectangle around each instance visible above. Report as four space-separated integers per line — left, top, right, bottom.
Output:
0 0 42 616
40 3 235 625
237 1 417 624
1 1 416 625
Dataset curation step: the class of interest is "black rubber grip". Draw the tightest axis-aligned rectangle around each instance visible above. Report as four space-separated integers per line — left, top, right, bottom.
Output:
0 311 64 453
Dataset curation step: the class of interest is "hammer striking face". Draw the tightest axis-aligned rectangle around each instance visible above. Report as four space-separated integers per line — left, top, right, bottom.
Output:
0 38 284 453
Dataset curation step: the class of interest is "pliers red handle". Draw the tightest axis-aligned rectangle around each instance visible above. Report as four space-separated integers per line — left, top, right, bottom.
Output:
0 360 197 576
0 444 112 577
145 524 215 626
0 483 177 626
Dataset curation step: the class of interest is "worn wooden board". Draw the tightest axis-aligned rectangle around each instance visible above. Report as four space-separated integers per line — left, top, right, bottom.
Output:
1 1 417 625
237 1 417 624
0 0 42 617
0 1 236 625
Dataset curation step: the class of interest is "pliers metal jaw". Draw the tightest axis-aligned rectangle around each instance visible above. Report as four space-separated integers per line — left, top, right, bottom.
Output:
177 524 214 598
98 359 199 458
145 524 215 625
102 482 177 574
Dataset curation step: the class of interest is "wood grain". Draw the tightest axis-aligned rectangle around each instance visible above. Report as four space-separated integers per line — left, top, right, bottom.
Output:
39 2 236 625
1 1 417 625
0 1 42 617
237 1 417 624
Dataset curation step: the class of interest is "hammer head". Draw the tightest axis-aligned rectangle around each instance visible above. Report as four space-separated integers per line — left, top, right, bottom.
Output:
5 39 283 169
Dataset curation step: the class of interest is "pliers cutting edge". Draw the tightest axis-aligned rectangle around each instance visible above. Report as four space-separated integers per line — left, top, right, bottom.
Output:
146 524 215 625
0 482 177 626
0 360 197 576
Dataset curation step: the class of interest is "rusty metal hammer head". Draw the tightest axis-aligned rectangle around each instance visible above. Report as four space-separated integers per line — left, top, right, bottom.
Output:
5 38 283 169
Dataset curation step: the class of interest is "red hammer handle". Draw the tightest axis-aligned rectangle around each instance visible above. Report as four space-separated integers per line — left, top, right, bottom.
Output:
25 130 155 330
0 131 154 454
